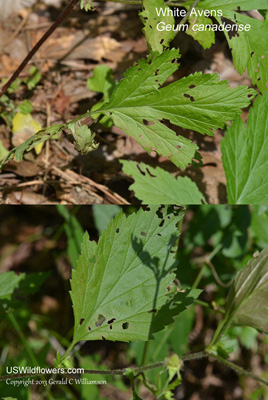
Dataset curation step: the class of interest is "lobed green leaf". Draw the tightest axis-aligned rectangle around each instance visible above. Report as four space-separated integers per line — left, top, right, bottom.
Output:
140 0 175 53
222 92 268 204
121 160 206 204
70 207 201 344
183 0 268 92
96 50 255 168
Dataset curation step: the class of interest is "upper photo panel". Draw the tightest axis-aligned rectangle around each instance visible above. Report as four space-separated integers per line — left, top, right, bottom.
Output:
0 0 267 204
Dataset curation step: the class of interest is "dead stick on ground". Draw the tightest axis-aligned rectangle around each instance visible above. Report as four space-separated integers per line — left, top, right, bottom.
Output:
0 0 80 97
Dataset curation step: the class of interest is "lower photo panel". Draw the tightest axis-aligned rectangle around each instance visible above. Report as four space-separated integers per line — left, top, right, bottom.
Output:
0 205 267 400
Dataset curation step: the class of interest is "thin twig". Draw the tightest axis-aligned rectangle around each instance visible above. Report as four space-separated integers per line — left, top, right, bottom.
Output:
0 0 80 97
178 0 201 28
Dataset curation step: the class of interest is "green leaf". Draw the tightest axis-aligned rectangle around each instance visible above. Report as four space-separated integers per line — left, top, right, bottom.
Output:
140 0 175 53
87 65 115 102
0 123 64 170
223 15 268 94
17 100 33 114
92 205 121 235
0 271 50 312
70 207 200 344
2 398 18 400
186 14 215 49
96 49 255 168
183 0 268 92
222 93 268 204
121 160 206 204
240 326 258 350
0 271 23 299
225 249 268 332
80 0 93 11
25 66 41 90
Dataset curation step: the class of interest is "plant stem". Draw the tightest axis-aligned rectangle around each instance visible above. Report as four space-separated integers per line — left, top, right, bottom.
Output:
207 352 268 387
7 313 54 399
0 0 80 97
8 313 38 367
181 351 207 362
192 264 206 289
141 341 150 366
56 341 76 366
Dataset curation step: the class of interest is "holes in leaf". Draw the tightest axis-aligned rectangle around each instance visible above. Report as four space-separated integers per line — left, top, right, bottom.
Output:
80 318 85 325
189 84 196 89
160 39 164 44
108 318 116 324
184 93 195 102
95 314 106 327
157 233 162 237
146 168 156 178
154 69 160 76
236 6 241 12
143 119 155 126
159 219 165 227
141 231 147 237
149 25 152 29
171 58 176 64
110 325 113 330
122 322 129 330
257 77 261 81
148 308 157 313
102 336 106 340
137 164 145 176
116 228 120 233
248 94 253 98
250 51 255 58
88 326 91 331
226 25 239 39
